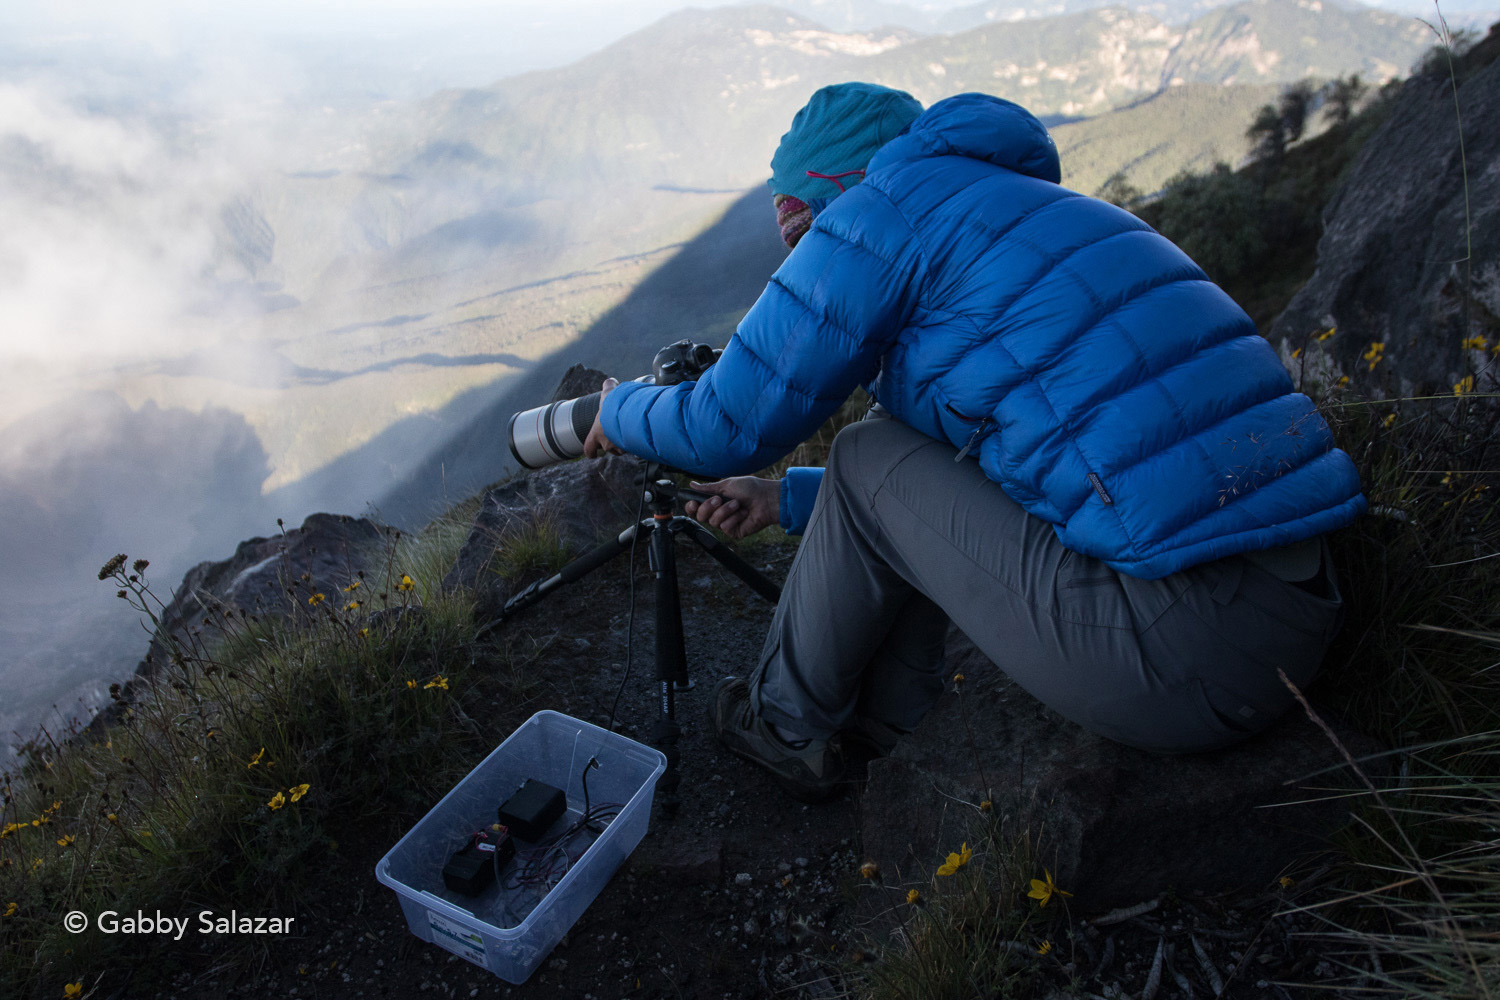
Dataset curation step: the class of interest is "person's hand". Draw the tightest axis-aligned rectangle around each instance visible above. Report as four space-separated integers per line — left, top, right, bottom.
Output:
582 378 622 458
683 476 780 539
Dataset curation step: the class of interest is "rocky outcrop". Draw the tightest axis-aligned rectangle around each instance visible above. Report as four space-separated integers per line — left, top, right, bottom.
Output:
443 365 649 624
135 512 389 676
862 632 1383 910
1270 26 1500 397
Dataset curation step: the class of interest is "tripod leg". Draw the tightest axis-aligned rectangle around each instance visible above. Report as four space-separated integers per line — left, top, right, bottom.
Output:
475 523 642 636
650 517 687 815
676 518 782 604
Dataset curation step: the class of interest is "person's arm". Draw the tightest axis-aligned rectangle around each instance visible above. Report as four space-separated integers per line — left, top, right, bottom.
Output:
598 184 926 478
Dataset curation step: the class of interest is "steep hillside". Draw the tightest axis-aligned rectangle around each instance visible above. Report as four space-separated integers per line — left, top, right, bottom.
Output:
1051 80 1281 192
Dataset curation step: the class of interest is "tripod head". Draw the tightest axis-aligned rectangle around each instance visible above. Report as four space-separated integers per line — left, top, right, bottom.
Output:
641 477 715 513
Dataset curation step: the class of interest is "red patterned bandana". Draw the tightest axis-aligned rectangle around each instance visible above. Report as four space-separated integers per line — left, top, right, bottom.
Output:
773 194 812 250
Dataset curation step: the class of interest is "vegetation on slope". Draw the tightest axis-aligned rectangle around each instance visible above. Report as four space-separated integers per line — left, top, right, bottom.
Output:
0 505 543 998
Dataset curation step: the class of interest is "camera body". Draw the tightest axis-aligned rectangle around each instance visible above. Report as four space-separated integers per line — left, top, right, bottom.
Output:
506 340 721 470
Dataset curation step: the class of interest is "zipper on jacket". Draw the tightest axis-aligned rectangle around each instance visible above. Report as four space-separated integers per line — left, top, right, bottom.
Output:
944 401 994 462
954 417 994 462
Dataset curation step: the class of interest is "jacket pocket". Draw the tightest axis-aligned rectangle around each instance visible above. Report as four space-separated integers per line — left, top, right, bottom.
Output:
943 401 995 462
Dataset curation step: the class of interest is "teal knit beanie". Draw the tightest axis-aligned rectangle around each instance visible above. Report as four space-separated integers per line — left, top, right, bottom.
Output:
769 83 924 203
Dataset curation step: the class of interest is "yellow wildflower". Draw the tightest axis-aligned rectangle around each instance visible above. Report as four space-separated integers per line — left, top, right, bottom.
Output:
106 814 118 825
345 601 360 611
860 861 882 883
343 581 361 592
308 593 325 606
289 783 311 803
1290 347 1302 359
1382 413 1396 429
1316 326 1337 341
406 679 417 690
64 983 83 999
46 801 61 814
360 628 369 637
268 792 286 811
1027 869 1073 907
1461 336 1488 351
1454 375 1475 396
1279 875 1296 888
31 858 43 871
397 575 415 592
56 835 75 848
937 842 972 877
979 800 993 813
423 676 450 691
1038 940 1053 956
906 889 922 906
1362 342 1384 371
247 747 266 769
4 902 16 917
1337 376 1350 387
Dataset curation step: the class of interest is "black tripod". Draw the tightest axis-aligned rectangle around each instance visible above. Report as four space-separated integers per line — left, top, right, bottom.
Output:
482 470 781 814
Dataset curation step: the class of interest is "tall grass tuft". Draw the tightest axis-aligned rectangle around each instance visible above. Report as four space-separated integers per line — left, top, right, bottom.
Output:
1283 728 1500 998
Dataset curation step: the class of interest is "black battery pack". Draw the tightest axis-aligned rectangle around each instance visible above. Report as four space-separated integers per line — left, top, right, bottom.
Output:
442 827 515 896
498 778 566 841
443 843 495 896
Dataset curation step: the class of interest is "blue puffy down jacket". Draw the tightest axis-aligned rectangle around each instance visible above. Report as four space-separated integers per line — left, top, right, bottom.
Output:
601 93 1366 579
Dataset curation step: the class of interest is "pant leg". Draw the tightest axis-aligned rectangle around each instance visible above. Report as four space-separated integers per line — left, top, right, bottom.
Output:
751 417 1345 753
750 422 952 737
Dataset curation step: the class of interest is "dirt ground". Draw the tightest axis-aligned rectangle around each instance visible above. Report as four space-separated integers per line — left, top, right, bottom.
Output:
127 533 1357 1000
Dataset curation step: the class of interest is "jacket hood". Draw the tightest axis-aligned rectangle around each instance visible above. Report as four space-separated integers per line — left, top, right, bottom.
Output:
868 93 1061 183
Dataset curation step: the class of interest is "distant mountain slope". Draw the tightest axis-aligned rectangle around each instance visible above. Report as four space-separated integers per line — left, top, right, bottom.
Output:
251 0 1431 280
1052 81 1281 192
1162 0 1421 84
765 0 1434 32
379 0 1428 199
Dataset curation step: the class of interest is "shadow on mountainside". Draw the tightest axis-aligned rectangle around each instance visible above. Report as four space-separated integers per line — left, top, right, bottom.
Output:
266 186 786 531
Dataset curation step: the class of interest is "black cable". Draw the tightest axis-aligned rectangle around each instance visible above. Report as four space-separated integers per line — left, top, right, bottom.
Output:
581 756 600 818
607 469 650 733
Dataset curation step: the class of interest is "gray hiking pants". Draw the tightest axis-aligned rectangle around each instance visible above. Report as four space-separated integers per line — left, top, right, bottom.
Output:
749 416 1345 753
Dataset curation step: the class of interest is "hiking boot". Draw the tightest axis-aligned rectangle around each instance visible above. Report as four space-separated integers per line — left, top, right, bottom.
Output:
707 676 844 802
837 716 905 777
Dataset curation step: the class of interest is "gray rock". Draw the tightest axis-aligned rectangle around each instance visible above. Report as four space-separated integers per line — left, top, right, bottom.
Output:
861 631 1384 910
85 512 390 731
1270 30 1500 398
139 512 389 674
441 452 644 623
442 365 658 623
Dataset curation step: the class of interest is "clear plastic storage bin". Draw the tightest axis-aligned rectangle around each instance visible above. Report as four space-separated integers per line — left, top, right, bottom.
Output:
375 710 666 983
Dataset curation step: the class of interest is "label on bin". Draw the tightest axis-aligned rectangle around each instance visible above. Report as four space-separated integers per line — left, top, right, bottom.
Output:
427 910 487 968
